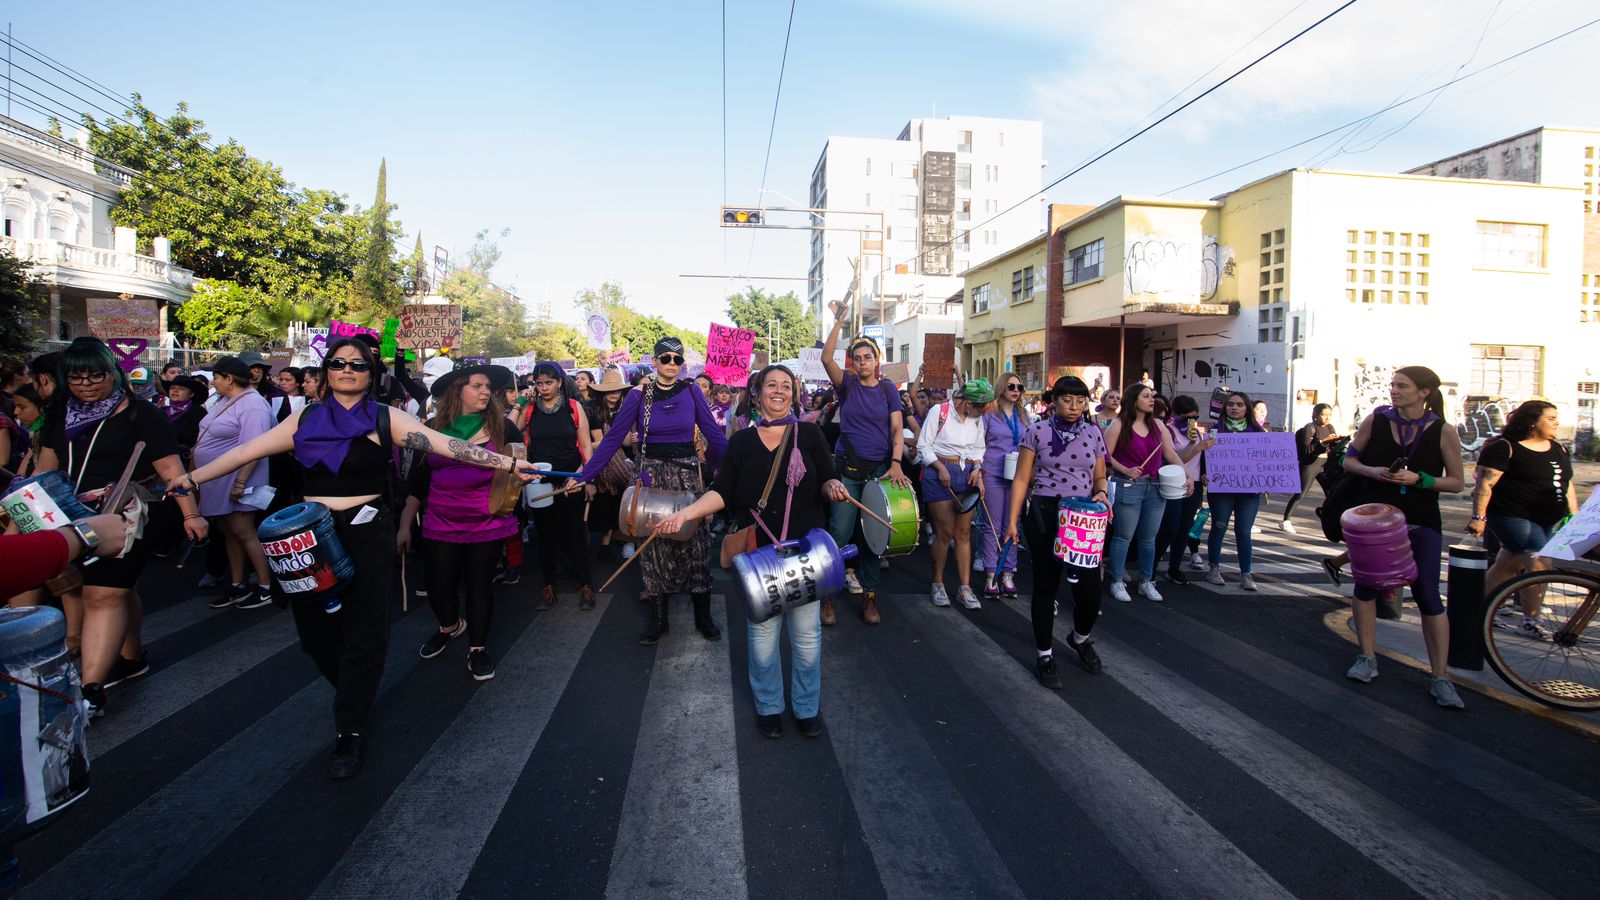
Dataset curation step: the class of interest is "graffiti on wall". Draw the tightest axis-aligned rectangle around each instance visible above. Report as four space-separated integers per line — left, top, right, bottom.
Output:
1348 359 1395 426
1172 346 1275 395
1125 235 1235 303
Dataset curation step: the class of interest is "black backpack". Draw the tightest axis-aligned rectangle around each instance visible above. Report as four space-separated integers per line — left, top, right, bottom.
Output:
1313 441 1356 543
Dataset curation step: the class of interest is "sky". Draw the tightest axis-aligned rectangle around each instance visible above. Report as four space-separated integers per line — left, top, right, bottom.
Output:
6 0 1597 332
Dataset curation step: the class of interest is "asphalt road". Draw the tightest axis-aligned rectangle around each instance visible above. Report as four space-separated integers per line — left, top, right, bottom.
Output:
13 496 1600 899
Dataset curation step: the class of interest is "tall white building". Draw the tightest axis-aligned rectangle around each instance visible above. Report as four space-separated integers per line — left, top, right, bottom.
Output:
807 116 1044 347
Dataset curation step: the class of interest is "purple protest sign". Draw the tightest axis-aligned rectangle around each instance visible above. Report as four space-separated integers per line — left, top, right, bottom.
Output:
108 338 148 372
330 320 380 340
1202 431 1301 493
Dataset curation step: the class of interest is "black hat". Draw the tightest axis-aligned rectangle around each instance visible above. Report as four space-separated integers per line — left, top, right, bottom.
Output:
429 363 515 399
237 351 270 370
653 336 685 358
212 356 253 383
168 375 208 396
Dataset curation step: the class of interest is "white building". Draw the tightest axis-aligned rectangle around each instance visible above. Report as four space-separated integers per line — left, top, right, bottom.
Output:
0 114 193 359
807 116 1044 351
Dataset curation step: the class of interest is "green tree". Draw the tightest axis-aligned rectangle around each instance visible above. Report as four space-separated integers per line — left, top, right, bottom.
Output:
407 235 427 295
522 320 589 364
725 287 818 360
173 279 261 351
0 247 48 355
346 159 403 319
243 294 338 348
436 228 532 357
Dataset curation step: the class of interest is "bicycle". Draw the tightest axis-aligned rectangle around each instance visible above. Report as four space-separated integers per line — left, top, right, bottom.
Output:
1481 556 1600 710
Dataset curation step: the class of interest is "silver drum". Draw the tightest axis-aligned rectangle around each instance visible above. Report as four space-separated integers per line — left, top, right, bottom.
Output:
619 484 702 542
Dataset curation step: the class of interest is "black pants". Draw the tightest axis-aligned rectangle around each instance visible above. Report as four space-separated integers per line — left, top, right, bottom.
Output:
1155 485 1205 574
423 537 501 648
287 503 394 735
1280 462 1322 519
530 490 592 589
1022 495 1104 652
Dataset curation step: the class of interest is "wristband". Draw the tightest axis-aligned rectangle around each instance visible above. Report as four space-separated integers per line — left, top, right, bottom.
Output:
185 514 205 521
1418 471 1435 490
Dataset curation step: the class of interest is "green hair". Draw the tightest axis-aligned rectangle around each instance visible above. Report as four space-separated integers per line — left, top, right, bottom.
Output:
59 337 128 392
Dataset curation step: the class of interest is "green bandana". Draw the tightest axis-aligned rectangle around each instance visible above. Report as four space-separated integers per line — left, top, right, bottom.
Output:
440 412 485 441
1224 418 1247 432
961 379 994 404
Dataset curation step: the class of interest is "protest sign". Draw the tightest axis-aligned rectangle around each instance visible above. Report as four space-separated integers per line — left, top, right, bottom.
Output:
923 333 955 384
330 320 380 340
586 315 611 350
882 362 910 385
305 328 330 363
396 304 463 350
87 298 160 340
1538 488 1600 560
554 359 576 372
705 323 756 385
798 348 827 382
492 356 536 376
380 318 400 359
1203 431 1300 493
268 348 293 371
460 356 489 367
603 348 632 366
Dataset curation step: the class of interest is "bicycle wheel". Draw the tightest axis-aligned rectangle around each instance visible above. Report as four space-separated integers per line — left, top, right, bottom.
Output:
1481 569 1600 711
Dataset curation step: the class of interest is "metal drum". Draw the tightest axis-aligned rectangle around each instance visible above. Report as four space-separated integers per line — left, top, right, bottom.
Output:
257 502 355 614
1053 497 1110 569
861 478 919 558
732 528 860 623
619 484 701 542
1341 503 1417 591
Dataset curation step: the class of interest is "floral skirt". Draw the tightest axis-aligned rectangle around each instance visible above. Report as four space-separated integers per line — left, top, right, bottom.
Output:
637 458 712 596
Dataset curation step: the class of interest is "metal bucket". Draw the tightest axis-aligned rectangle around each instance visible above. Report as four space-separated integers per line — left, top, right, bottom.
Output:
732 528 860 623
1341 503 1417 591
258 502 354 614
619 484 701 541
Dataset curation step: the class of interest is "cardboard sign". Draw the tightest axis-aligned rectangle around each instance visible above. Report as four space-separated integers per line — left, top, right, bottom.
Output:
1203 431 1301 493
268 348 293 371
395 304 463 350
1539 488 1600 560
492 355 536 376
798 348 827 382
108 338 148 372
752 351 770 370
306 328 330 363
923 333 956 384
881 362 910 385
705 323 756 386
603 348 632 366
330 320 380 340
586 315 611 350
87 298 160 340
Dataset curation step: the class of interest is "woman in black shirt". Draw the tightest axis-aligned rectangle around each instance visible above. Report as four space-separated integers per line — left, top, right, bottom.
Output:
1468 400 1576 638
1279 403 1340 530
656 365 846 739
522 362 596 610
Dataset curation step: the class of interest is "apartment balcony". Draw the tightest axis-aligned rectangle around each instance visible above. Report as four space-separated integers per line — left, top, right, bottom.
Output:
2 234 193 304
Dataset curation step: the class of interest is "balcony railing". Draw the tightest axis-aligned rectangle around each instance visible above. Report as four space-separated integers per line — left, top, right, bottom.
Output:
2 236 194 290
0 116 135 187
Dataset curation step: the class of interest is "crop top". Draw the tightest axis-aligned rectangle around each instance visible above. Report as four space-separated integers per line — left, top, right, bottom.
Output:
301 433 391 498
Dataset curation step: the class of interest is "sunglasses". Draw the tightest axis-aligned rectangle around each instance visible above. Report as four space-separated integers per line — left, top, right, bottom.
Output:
325 358 372 373
656 354 684 366
1005 384 1022 392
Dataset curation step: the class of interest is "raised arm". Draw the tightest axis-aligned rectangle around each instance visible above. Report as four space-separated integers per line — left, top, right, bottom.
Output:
181 415 300 488
822 298 848 388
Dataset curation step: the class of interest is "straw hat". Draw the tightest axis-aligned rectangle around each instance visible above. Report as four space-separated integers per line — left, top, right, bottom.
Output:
590 367 629 393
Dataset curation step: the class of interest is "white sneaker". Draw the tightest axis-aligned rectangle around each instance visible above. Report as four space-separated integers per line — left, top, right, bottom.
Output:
931 584 951 607
1240 573 1258 592
1137 581 1164 602
1189 552 1206 571
1206 566 1225 585
844 571 864 594
622 542 636 560
1278 519 1297 535
958 585 981 609
1250 525 1262 536
1109 582 1132 603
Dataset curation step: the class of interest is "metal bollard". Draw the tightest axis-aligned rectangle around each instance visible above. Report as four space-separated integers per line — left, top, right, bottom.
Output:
1446 543 1491 670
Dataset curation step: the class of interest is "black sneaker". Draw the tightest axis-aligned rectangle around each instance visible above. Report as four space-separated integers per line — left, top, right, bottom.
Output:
82 683 107 719
210 583 251 609
236 585 274 610
494 568 521 586
1035 655 1063 690
795 715 823 738
757 713 783 739
419 620 466 659
330 732 363 779
1070 635 1104 674
103 653 151 689
1166 568 1190 586
467 648 496 682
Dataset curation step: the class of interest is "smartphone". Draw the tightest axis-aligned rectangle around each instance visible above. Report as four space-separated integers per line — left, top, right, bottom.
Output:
1186 418 1200 441
1387 457 1408 473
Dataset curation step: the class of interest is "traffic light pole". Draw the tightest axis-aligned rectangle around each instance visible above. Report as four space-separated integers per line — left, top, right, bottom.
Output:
720 205 885 345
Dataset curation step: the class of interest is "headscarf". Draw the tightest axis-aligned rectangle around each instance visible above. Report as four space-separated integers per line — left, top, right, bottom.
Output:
1047 413 1093 457
958 379 994 404
163 399 194 423
653 336 685 358
64 387 127 441
1377 404 1441 459
293 398 380 473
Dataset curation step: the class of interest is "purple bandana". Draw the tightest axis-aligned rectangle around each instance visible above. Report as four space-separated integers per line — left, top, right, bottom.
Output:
163 399 193 423
756 413 799 427
64 388 126 441
1377 405 1440 459
294 398 379 474
1047 413 1092 457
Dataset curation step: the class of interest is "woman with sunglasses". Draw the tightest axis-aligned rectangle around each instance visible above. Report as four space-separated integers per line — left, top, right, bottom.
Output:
571 337 728 643
979 373 1032 598
22 337 206 717
171 338 541 777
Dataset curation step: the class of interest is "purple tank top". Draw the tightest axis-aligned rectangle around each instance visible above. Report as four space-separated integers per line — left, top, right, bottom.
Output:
1111 422 1163 472
420 438 519 544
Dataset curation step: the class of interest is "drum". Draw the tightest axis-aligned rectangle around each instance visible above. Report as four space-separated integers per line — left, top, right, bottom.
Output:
257 502 355 614
1 472 97 534
861 478 919 558
1341 503 1417 591
619 484 701 541
732 528 859 623
1053 497 1109 569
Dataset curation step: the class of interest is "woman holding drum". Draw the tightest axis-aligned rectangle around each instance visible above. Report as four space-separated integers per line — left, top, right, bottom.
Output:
1005 375 1111 690
979 372 1032 599
571 337 728 644
171 337 541 778
655 365 847 739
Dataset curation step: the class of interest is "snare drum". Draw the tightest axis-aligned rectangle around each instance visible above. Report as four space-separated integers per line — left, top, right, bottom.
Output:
861 478 920 558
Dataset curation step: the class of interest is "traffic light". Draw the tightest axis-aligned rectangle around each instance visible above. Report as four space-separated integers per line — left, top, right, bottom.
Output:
722 208 763 227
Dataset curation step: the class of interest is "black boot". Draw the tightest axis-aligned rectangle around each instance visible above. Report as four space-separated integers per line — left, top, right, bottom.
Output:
692 592 722 641
639 594 669 645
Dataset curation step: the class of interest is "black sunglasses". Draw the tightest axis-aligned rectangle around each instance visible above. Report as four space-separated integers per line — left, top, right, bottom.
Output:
1005 383 1022 392
325 358 372 373
656 354 684 366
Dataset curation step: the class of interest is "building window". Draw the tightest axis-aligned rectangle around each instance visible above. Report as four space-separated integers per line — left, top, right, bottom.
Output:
1583 273 1600 323
958 198 971 222
1346 228 1429 305
865 158 872 176
1583 147 1597 214
864 193 871 207
959 130 973 153
1475 221 1546 270
1011 266 1035 304
1469 345 1543 398
1068 239 1104 284
1258 228 1288 342
972 283 992 314
900 343 911 364
1013 352 1041 390
896 195 917 210
956 165 972 189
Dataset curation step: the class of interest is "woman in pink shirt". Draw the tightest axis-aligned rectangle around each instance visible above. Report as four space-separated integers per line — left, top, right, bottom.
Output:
1102 383 1190 602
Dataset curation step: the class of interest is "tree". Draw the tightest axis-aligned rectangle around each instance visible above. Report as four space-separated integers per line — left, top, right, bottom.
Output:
437 228 533 357
407 235 427 295
0 247 48 355
725 287 818 360
173 279 261 351
523 320 589 364
346 159 403 319
243 294 338 348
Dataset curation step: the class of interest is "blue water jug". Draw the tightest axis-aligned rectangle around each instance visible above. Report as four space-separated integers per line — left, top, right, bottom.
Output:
258 502 355 614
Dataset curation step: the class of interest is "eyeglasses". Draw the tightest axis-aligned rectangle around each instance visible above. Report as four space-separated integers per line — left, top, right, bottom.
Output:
656 354 684 366
66 372 109 385
324 358 372 373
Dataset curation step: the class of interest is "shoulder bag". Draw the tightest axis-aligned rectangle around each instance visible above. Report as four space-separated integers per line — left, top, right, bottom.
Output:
720 424 792 568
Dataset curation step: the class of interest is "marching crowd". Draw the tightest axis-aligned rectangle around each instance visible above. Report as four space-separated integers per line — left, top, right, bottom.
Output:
7 313 1580 777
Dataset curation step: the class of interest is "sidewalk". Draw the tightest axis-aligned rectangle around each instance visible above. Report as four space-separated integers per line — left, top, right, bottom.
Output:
1323 608 1600 739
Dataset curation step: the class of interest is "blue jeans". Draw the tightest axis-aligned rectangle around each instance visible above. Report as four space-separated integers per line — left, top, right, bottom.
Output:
828 458 891 592
1108 476 1165 582
1207 492 1261 573
748 600 822 718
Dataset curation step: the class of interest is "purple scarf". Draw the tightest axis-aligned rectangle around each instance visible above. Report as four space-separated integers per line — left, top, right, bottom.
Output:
294 398 379 474
1047 413 1092 457
64 388 126 441
1377 405 1440 459
164 399 193 422
756 413 798 427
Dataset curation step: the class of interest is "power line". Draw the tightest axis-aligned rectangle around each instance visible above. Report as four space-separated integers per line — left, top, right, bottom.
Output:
0 37 136 130
2 32 129 112
746 0 798 278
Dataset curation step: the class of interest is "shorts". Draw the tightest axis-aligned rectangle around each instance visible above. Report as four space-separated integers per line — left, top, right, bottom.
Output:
921 460 973 505
1485 514 1554 556
79 536 153 590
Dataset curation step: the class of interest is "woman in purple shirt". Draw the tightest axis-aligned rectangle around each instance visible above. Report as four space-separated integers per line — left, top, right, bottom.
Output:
397 364 521 682
572 337 728 643
980 372 1032 598
192 356 277 610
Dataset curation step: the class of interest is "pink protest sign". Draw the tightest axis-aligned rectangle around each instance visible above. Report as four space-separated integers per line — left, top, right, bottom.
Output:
330 320 380 340
603 348 632 366
704 323 755 385
1053 501 1109 568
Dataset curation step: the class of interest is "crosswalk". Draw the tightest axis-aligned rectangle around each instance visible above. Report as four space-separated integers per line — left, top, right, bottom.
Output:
12 544 1599 899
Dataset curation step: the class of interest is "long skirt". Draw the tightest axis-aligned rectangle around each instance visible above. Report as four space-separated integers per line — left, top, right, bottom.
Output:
637 457 713 596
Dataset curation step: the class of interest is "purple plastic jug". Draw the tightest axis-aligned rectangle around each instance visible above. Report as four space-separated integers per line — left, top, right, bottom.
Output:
1341 503 1417 590
731 528 859 623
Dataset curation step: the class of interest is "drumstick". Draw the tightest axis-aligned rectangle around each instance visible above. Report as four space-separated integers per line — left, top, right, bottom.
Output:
583 500 591 522
599 530 660 592
401 554 409 612
842 493 894 530
1133 444 1161 475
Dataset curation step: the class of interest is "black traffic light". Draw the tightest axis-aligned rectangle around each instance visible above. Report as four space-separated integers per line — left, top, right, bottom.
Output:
722 208 763 226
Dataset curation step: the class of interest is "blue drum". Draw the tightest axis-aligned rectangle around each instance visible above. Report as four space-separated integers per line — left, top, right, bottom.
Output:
257 502 354 614
1053 497 1110 569
731 528 859 624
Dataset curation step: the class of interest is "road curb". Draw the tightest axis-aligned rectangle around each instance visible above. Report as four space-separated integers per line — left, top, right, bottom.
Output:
1321 608 1600 743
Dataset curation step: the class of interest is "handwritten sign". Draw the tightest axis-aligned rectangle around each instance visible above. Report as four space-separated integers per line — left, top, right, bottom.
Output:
492 355 535 376
705 323 756 385
798 348 827 382
395 304 463 350
586 315 611 350
881 362 910 385
380 317 400 359
331 320 380 341
1053 504 1109 568
603 348 632 366
87 298 160 340
306 327 330 363
1539 488 1600 560
1203 431 1300 493
923 333 955 384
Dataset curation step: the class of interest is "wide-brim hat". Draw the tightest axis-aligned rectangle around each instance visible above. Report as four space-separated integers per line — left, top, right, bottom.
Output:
590 366 629 393
237 351 270 370
168 375 207 395
429 364 514 399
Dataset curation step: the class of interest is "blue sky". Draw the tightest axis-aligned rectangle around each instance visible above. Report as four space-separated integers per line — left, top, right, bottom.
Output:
8 0 1596 332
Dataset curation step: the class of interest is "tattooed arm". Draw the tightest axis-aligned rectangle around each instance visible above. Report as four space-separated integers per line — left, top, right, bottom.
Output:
388 408 529 474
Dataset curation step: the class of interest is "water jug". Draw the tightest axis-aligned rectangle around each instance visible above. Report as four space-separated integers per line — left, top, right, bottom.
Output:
731 528 859 623
258 502 355 613
1341 503 1417 591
